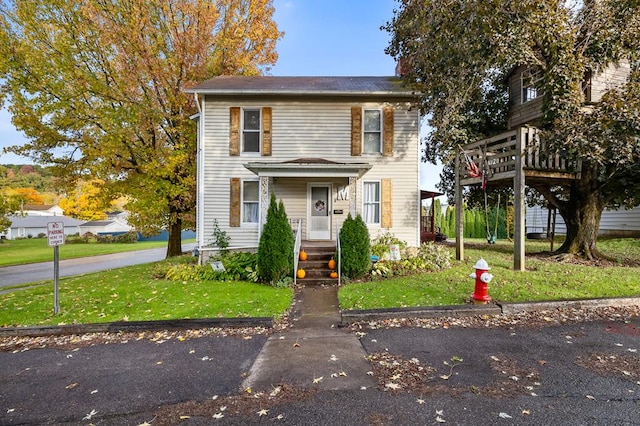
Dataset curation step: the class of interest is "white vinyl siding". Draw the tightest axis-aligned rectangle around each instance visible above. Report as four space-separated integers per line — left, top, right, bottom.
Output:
199 100 420 247
363 181 381 224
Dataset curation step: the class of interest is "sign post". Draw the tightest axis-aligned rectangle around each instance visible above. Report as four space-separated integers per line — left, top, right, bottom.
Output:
47 222 65 314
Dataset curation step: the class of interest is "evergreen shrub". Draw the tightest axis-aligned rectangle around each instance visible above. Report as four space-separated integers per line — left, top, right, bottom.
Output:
257 193 294 284
339 213 371 279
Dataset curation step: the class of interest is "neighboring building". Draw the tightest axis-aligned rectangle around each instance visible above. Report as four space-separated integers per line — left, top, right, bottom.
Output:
79 211 132 236
2 215 82 239
22 204 64 216
505 60 631 129
526 205 640 238
185 76 420 258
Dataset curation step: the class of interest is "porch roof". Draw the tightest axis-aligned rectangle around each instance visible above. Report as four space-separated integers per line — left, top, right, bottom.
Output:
244 158 372 178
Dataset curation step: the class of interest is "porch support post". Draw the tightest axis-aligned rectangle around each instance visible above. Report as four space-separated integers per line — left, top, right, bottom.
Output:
259 176 270 238
348 176 357 216
513 127 526 271
455 148 464 261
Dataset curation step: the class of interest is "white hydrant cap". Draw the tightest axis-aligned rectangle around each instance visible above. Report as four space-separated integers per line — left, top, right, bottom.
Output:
473 258 490 270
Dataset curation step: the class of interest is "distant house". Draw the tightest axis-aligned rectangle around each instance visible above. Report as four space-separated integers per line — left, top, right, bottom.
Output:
22 204 64 216
526 205 640 238
2 215 83 239
79 211 132 236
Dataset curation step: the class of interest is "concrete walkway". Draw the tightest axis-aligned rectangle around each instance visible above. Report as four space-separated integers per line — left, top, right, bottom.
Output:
242 286 376 391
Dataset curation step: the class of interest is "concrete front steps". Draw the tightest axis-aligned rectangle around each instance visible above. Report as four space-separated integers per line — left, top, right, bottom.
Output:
297 242 339 286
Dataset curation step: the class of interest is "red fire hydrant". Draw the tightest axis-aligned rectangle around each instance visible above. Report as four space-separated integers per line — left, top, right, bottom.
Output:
470 258 493 304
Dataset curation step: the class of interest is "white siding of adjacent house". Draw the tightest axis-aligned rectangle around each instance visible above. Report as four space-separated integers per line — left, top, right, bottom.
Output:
526 205 640 236
199 98 420 249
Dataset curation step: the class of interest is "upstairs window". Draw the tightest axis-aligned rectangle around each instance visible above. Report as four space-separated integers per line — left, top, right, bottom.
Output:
363 109 382 154
521 67 543 104
242 109 261 153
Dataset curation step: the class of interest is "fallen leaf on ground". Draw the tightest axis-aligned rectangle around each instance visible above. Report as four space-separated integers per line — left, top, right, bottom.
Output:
257 409 268 416
313 376 323 384
83 409 98 420
498 412 512 419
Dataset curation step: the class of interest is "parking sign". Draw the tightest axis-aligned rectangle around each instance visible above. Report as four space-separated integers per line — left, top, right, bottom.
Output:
47 222 65 247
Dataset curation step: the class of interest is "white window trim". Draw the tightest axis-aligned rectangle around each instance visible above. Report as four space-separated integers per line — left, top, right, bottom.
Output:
241 179 260 226
521 68 543 104
363 108 382 154
241 107 261 155
362 180 381 225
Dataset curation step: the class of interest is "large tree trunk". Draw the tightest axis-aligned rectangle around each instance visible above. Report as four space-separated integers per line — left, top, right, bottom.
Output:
556 195 604 258
166 216 183 258
549 164 606 259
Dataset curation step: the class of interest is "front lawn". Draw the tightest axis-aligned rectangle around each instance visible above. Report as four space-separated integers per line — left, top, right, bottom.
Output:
0 258 292 327
339 238 640 310
0 237 194 267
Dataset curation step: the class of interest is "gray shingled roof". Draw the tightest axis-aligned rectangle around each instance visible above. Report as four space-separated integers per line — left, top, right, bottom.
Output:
79 220 114 227
185 76 415 97
9 215 83 228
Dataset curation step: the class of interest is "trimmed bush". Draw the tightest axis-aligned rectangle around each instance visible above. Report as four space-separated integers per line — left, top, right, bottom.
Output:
371 230 406 259
115 231 138 243
339 213 371 279
257 193 294 284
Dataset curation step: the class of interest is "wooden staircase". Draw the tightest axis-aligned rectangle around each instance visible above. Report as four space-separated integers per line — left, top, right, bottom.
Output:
297 241 339 286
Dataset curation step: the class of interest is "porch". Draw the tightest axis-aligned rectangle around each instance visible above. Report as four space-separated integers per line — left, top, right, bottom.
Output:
420 190 447 243
456 126 580 270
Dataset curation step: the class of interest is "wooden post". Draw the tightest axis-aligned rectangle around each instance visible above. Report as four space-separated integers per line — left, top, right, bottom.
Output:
455 147 464 261
513 127 526 271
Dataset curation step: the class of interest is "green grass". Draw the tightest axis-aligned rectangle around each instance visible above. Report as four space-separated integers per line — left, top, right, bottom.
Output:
0 259 292 327
0 237 194 267
339 238 640 310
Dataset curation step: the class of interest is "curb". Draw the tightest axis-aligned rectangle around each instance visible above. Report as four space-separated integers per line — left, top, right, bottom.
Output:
498 296 640 314
0 317 273 338
340 296 640 324
341 304 501 323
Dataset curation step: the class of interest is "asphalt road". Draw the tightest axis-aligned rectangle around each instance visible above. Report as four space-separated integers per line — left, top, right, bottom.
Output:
1 316 638 425
0 243 196 288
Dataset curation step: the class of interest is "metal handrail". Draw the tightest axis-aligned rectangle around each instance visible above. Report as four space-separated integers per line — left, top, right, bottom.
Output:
293 219 302 286
336 223 341 285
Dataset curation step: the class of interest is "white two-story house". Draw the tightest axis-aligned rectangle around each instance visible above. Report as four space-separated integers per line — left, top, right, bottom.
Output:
186 76 420 259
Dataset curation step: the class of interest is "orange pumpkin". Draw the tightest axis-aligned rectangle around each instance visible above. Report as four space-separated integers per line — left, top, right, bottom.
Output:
299 250 308 261
297 268 306 279
328 258 336 270
329 271 338 279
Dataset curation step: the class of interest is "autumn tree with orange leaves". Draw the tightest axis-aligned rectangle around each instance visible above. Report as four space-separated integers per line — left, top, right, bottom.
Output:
0 0 282 257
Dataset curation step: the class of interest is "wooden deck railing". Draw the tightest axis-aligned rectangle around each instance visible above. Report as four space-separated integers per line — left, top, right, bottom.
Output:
460 127 579 184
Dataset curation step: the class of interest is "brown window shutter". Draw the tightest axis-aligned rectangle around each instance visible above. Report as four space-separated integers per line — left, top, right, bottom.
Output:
262 107 272 156
381 178 392 228
351 106 362 156
229 177 241 227
383 107 394 157
229 107 240 156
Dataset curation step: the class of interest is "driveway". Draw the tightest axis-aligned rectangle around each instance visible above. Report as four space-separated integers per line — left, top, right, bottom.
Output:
0 243 196 288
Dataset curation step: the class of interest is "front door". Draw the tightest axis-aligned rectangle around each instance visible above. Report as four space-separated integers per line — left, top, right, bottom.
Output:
308 184 331 240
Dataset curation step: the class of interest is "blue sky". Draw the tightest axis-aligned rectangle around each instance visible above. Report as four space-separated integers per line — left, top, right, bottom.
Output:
0 0 441 188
